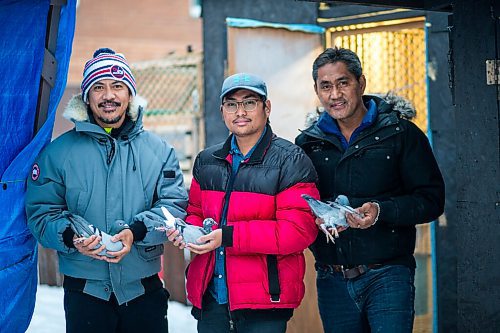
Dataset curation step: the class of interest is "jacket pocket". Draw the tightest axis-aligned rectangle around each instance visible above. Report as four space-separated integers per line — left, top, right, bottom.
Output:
351 146 398 194
136 244 164 262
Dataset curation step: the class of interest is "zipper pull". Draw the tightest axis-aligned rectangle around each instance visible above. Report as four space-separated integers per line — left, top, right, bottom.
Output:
106 138 116 165
229 319 235 331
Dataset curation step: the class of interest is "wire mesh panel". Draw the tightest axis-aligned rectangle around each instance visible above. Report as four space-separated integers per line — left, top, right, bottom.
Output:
132 54 203 304
327 18 433 333
132 53 204 178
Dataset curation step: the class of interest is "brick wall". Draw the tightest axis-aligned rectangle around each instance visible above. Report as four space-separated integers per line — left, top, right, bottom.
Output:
67 0 202 85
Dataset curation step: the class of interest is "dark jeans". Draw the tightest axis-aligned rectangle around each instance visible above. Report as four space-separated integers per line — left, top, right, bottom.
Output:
316 264 415 333
63 276 169 333
194 293 292 333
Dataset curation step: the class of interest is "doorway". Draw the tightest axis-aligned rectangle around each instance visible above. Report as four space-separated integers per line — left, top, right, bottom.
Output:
327 17 433 332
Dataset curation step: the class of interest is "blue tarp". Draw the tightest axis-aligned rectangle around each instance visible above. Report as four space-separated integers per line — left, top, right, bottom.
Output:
0 1 76 331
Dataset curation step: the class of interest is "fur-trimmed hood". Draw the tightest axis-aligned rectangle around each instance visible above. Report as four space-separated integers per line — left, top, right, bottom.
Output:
304 92 416 128
63 93 148 123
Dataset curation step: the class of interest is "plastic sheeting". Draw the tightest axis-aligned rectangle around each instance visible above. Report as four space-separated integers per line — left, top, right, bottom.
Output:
226 17 325 34
0 1 76 331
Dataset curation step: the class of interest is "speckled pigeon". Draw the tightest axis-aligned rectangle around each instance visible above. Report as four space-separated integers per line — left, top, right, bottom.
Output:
301 194 363 243
63 211 124 257
159 206 217 245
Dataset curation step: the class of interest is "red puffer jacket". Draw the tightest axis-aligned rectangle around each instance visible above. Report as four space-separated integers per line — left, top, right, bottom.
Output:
185 126 319 311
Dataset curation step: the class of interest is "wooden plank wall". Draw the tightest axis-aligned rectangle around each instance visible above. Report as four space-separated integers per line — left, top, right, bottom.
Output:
287 250 323 333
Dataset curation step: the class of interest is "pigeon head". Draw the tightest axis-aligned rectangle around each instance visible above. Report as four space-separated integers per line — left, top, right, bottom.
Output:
334 195 350 206
202 218 217 233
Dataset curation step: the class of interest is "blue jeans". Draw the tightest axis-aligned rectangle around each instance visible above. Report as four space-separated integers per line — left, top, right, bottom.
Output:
316 264 415 333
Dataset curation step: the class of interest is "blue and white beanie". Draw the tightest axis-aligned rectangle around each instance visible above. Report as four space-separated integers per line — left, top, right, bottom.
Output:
81 48 137 103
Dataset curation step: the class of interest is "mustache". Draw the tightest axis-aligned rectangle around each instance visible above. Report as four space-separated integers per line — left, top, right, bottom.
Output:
233 117 250 122
98 100 121 107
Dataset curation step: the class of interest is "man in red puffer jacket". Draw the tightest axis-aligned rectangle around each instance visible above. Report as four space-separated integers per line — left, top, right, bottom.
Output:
168 73 319 333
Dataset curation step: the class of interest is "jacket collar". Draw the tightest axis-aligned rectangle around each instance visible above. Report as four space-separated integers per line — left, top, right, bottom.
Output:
317 98 378 136
304 93 416 129
302 94 415 136
62 93 147 138
213 124 274 164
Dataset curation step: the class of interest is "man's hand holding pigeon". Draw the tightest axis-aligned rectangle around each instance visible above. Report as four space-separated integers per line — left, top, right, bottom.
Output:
186 229 222 255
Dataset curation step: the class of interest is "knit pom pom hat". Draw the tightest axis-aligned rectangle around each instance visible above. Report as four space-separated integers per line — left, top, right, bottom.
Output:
81 48 137 103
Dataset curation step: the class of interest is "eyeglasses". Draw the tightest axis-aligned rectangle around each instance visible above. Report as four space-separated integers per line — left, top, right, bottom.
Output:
222 99 260 113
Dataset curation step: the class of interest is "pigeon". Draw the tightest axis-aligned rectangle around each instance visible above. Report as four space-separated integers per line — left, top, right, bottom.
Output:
158 206 217 245
63 211 124 257
301 194 364 243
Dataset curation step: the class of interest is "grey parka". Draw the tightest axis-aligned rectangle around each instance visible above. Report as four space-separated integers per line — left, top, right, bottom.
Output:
26 94 188 304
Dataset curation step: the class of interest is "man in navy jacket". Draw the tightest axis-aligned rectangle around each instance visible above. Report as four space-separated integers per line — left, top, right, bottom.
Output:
295 47 445 333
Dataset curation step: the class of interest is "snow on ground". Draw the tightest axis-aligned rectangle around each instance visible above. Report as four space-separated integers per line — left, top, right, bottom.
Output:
26 284 197 332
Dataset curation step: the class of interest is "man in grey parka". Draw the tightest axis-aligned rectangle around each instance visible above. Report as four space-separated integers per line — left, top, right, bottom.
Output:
26 48 188 333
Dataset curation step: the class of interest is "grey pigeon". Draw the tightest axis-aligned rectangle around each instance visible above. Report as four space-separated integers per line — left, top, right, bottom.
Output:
160 206 217 245
63 211 124 257
301 194 363 243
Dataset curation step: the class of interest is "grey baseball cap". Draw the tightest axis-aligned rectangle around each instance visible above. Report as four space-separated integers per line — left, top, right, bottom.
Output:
220 73 267 101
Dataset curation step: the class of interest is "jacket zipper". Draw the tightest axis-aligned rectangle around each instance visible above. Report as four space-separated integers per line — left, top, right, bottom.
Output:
228 309 235 331
221 161 238 330
198 159 237 327
106 137 115 165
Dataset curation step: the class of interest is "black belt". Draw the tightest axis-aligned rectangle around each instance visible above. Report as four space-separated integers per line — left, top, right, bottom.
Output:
315 263 384 279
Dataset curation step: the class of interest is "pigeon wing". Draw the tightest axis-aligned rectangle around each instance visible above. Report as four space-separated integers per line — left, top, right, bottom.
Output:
65 213 94 238
181 225 205 244
161 206 176 228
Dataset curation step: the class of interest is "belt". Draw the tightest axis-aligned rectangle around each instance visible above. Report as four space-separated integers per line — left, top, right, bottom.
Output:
315 263 384 279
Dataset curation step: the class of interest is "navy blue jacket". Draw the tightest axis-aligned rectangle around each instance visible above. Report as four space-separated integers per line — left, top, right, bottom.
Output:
295 95 445 267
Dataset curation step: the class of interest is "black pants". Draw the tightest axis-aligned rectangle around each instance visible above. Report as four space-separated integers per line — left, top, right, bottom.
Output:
63 275 169 333
193 293 292 333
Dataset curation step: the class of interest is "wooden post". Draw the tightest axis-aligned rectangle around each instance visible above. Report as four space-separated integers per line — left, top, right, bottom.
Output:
37 245 63 286
163 243 188 304
287 250 323 333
